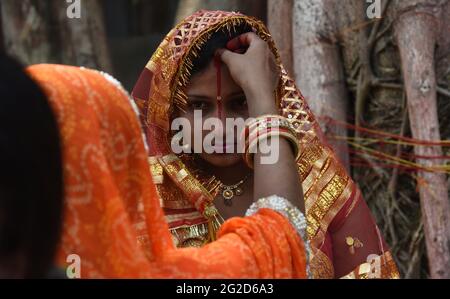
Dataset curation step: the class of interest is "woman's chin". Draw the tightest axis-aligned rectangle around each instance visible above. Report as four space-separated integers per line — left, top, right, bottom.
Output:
200 153 242 168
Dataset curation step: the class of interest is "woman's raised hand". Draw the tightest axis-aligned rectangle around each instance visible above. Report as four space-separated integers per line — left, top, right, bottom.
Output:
217 32 280 117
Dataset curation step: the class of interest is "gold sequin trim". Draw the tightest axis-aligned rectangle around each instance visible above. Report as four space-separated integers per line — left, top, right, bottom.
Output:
307 168 349 238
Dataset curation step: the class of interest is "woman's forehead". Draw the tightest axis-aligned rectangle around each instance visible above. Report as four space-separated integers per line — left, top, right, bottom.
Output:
187 61 243 101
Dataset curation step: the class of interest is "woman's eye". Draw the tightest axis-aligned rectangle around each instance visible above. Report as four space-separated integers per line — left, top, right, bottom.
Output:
231 97 247 110
189 101 209 110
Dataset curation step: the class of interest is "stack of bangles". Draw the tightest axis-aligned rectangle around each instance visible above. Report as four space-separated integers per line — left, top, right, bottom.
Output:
241 114 301 168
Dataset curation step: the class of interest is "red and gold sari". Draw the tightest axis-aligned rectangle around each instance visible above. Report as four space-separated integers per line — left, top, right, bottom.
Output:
27 63 307 278
132 10 399 279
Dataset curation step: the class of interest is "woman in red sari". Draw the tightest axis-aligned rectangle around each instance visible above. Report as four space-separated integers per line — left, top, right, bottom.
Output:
132 10 399 278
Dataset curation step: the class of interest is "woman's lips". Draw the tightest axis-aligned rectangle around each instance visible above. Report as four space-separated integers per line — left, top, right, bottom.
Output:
205 142 237 153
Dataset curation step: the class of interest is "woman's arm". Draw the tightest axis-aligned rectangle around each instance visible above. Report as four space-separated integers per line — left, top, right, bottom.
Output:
218 33 304 212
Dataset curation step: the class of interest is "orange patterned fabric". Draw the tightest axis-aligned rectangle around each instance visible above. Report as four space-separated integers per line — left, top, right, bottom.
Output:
25 64 307 278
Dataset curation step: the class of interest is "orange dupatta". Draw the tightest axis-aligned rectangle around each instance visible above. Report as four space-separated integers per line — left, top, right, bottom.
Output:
26 64 307 278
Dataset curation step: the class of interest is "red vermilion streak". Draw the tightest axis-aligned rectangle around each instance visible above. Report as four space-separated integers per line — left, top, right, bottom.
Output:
214 56 223 120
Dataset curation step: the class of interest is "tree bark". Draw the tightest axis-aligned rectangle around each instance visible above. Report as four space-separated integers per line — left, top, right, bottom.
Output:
0 0 55 64
174 0 267 25
267 0 294 75
395 3 450 278
52 0 113 73
0 4 4 52
1 0 112 73
292 0 350 170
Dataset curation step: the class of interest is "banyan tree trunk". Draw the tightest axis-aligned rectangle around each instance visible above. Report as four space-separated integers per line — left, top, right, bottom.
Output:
0 0 112 72
395 2 450 278
52 0 113 73
267 0 294 75
291 0 450 277
292 0 351 170
174 0 267 25
0 0 56 64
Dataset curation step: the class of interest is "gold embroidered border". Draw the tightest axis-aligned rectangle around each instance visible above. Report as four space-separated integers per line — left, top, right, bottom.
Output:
170 223 209 246
165 211 204 223
148 157 164 184
307 165 350 239
304 157 333 210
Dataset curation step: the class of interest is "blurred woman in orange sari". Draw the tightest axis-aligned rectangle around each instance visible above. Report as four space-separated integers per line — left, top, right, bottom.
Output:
27 63 308 278
132 10 399 278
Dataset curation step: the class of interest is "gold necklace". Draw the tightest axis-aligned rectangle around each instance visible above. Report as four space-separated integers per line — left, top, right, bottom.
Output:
220 175 250 206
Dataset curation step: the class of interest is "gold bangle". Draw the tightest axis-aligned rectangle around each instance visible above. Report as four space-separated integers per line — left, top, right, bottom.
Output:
242 114 298 150
244 129 300 168
246 114 296 135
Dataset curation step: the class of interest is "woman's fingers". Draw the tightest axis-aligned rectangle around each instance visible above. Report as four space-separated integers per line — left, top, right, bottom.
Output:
226 32 260 51
225 36 242 51
216 48 238 66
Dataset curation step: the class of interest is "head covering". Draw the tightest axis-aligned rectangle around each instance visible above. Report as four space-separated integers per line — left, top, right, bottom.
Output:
26 63 307 278
132 10 399 278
